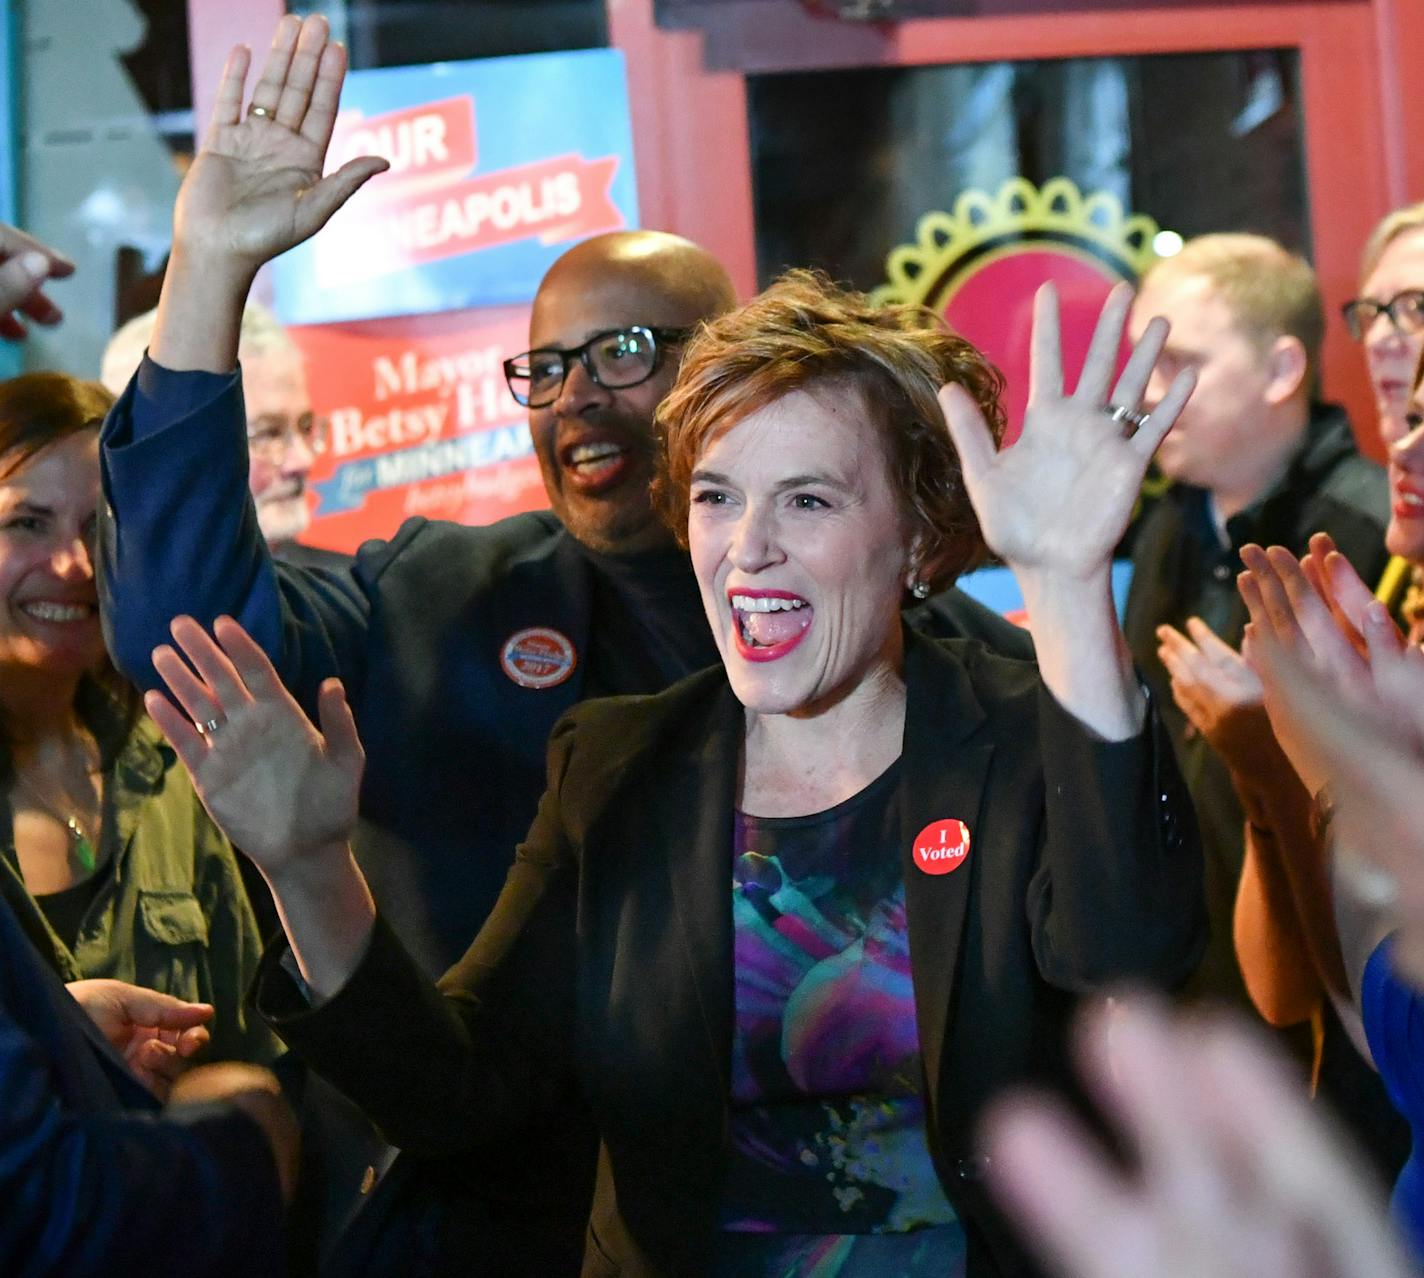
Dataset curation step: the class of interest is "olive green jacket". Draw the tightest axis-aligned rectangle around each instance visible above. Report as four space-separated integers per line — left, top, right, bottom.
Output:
0 716 278 1065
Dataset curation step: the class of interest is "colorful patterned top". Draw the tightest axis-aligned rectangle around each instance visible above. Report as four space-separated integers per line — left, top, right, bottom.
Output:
712 762 966 1277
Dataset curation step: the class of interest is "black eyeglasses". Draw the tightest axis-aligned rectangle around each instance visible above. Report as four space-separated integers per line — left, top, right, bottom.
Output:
503 325 690 408
1341 290 1424 341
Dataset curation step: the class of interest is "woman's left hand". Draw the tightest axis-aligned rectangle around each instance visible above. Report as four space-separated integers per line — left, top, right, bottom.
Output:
942 282 1195 583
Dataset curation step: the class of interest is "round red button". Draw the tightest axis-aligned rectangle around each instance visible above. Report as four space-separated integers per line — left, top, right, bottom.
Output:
912 819 971 876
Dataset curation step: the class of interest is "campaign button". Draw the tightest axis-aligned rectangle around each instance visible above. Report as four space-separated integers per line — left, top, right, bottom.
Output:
912 818 971 876
500 627 577 689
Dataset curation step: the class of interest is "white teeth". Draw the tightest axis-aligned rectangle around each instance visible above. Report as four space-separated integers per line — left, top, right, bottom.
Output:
730 594 807 613
22 602 91 622
568 442 624 465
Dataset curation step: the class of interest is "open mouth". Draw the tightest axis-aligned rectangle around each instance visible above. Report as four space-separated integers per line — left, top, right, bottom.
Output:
1392 475 1424 519
561 440 631 495
19 600 96 624
729 589 813 662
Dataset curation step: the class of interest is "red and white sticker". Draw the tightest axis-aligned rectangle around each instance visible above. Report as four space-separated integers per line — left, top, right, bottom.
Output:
500 627 577 689
912 819 971 876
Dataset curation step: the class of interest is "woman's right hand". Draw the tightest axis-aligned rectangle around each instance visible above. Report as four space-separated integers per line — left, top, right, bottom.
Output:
145 615 364 881
173 14 386 282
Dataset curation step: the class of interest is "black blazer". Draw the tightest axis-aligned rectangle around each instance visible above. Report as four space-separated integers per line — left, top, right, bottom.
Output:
261 632 1203 1276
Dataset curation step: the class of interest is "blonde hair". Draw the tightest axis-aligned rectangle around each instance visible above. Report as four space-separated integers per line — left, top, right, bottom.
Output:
654 269 1004 589
1360 202 1424 284
100 302 297 395
1143 233 1324 382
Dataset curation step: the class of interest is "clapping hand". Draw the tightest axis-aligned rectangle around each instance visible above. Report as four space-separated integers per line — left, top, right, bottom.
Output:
144 615 363 882
1236 538 1393 797
174 14 387 278
1240 550 1424 980
941 282 1196 584
1155 618 1270 767
982 996 1414 1278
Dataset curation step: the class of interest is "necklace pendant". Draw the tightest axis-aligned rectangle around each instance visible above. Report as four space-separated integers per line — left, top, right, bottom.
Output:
66 818 96 873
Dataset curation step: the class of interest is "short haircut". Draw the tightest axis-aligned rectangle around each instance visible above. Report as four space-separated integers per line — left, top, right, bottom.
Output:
1360 202 1424 283
654 269 1004 589
1142 233 1324 381
100 301 297 395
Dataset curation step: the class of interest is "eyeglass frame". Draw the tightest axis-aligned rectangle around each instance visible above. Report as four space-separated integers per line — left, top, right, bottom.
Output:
1340 289 1424 341
246 410 329 460
502 325 692 408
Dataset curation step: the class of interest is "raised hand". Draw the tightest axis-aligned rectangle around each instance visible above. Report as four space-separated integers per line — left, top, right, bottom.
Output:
1155 618 1270 768
174 15 387 275
0 223 73 340
941 282 1196 583
66 978 212 1101
144 615 363 879
982 996 1414 1278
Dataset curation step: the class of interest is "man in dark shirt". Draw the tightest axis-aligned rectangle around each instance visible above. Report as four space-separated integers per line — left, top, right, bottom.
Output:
1122 233 1389 1007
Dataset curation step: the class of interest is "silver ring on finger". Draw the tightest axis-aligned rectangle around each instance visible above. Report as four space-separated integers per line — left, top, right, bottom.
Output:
247 104 274 121
1108 403 1151 438
195 717 225 737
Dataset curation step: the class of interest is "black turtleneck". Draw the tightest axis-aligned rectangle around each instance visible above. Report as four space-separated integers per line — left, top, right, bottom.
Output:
576 541 722 699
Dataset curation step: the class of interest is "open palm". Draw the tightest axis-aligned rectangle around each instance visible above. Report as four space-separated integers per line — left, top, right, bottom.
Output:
145 616 364 877
942 283 1196 581
175 15 386 272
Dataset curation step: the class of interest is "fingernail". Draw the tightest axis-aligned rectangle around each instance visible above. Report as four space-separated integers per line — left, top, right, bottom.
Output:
18 251 48 279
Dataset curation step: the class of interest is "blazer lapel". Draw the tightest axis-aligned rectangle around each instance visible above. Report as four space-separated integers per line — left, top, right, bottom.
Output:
658 680 742 1092
898 631 997 1118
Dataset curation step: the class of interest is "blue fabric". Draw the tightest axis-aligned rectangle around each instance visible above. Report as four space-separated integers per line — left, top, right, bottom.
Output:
132 354 235 432
0 895 284 1274
1361 937 1424 1262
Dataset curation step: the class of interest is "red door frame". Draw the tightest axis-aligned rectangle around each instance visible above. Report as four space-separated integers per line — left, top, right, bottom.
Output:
609 0 1421 449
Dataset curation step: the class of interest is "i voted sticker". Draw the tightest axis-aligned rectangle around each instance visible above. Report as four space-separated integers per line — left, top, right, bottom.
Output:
500 627 577 689
912 819 971 876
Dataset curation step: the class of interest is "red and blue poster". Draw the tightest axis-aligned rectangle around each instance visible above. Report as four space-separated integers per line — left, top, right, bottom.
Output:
288 306 547 553
273 48 637 324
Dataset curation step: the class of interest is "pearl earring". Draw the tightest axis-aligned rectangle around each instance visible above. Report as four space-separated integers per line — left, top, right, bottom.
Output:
910 580 931 599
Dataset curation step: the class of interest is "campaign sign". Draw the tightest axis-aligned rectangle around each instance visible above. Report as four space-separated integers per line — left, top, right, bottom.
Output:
287 305 549 552
273 49 637 324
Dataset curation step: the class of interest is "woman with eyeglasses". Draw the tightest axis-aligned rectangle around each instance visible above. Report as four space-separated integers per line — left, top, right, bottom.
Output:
1346 204 1424 454
0 372 276 1068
